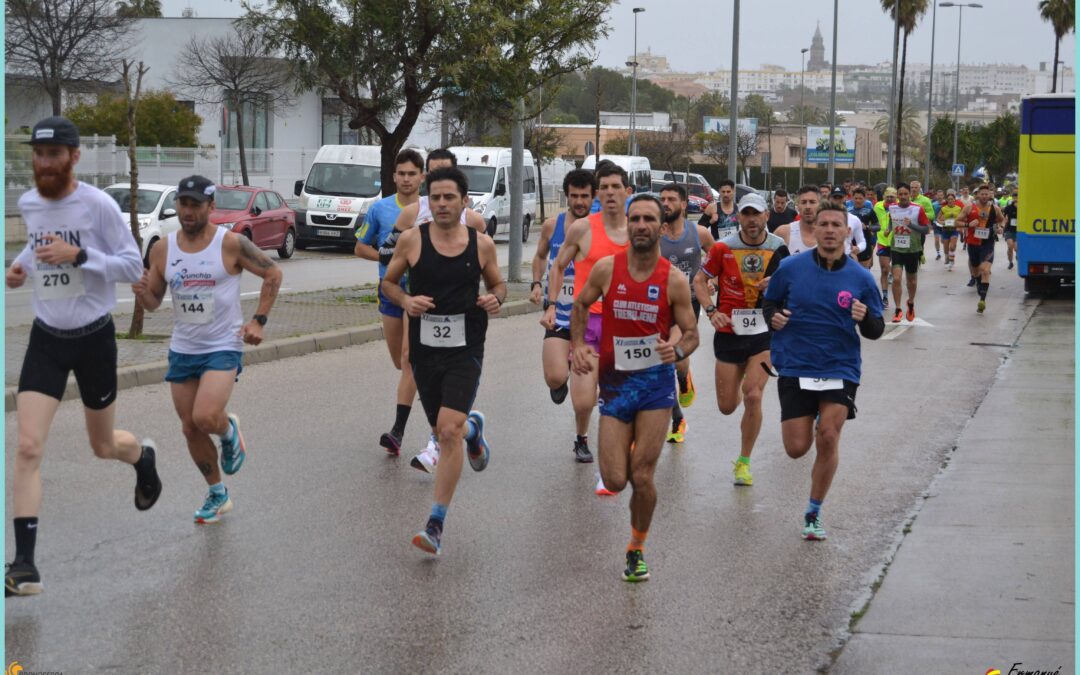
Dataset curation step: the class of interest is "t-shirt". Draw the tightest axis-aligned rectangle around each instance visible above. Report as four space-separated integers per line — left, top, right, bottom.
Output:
938 201 964 228
700 232 788 334
767 208 795 232
873 201 893 247
912 194 935 223
849 203 879 248
764 252 883 384
356 194 405 278
1003 202 1018 229
886 203 930 253
701 203 739 241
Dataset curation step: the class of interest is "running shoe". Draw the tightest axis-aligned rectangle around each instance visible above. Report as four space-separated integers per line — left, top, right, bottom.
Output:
905 302 915 322
891 308 903 323
666 418 687 443
622 549 650 582
677 370 696 408
412 518 442 555
573 437 594 463
935 251 942 260
920 254 926 265
802 513 827 541
977 299 986 314
379 429 403 456
881 290 889 308
732 460 753 486
220 413 246 475
5 560 42 597
550 380 569 405
410 435 440 474
1008 261 1014 270
595 473 616 496
967 276 978 287
194 489 233 524
465 411 490 472
134 438 162 511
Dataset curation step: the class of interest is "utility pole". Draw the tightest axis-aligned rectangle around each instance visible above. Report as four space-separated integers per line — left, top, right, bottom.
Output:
727 0 740 182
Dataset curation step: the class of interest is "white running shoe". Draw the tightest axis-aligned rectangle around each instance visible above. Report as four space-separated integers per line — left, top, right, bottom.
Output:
409 435 440 474
595 473 616 496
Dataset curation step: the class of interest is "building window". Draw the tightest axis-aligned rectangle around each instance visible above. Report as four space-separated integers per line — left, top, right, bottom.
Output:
224 95 270 151
322 98 375 145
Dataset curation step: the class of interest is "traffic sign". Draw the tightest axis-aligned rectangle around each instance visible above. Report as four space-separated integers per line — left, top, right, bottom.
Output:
951 163 965 176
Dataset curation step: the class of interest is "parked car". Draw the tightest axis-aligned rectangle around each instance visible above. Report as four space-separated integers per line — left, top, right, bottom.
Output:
210 186 298 259
103 183 180 265
651 170 715 204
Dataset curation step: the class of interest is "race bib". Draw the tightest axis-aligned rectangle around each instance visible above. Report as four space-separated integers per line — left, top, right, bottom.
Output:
420 313 466 348
174 289 214 324
974 227 990 240
717 226 737 240
614 334 662 372
893 234 911 248
799 377 843 391
556 279 575 306
34 264 85 300
944 218 956 228
731 308 767 336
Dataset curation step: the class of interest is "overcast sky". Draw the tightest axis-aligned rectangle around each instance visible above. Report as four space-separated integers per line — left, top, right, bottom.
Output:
164 0 1075 74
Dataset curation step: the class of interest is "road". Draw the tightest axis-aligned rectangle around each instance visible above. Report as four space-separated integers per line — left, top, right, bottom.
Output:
4 255 1060 672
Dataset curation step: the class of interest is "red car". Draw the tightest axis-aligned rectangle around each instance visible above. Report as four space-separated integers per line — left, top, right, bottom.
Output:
209 186 297 259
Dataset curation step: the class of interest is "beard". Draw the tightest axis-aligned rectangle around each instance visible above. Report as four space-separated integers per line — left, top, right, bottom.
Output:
662 207 681 224
631 232 659 252
33 156 75 199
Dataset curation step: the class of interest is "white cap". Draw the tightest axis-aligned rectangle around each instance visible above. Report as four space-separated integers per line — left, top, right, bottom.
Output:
737 193 767 213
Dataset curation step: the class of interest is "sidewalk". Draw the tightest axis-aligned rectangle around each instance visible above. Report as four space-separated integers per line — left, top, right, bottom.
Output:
831 299 1074 672
4 280 537 410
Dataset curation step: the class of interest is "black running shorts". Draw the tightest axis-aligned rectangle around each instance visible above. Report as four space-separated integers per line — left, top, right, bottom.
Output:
713 331 771 365
18 316 118 410
890 250 921 274
777 376 858 422
544 326 571 341
968 241 995 267
411 352 483 427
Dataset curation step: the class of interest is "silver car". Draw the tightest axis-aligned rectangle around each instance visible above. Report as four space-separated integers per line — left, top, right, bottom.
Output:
104 183 181 264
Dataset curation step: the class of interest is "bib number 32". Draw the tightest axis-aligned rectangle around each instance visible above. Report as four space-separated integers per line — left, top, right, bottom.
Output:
420 313 467 348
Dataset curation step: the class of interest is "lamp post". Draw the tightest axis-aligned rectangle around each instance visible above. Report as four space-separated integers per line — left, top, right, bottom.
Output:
826 0 839 184
629 7 645 155
727 0 740 182
924 0 939 187
799 47 808 187
940 2 982 190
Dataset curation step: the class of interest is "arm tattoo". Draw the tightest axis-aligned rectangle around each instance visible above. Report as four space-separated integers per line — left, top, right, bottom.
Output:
238 236 276 271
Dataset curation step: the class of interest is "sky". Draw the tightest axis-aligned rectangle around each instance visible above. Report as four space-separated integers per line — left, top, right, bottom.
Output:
163 0 1075 75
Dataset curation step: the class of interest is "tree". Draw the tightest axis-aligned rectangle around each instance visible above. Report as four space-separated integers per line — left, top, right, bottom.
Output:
695 129 759 175
121 59 149 339
243 0 614 192
115 0 161 17
6 0 133 115
1039 0 1075 93
169 24 296 185
881 0 930 179
741 94 775 126
875 101 923 171
785 105 844 127
66 90 202 146
977 112 1020 182
928 113 982 177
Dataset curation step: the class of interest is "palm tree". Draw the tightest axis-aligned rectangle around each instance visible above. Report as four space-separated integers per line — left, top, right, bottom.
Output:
881 0 930 179
875 101 923 172
1038 0 1075 93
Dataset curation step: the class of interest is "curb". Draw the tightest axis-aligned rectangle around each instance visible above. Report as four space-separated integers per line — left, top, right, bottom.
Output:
4 299 541 413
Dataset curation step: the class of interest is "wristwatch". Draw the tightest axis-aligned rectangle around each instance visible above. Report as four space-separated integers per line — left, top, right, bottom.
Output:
530 280 543 290
674 345 687 361
704 305 717 316
542 299 552 310
72 248 88 267
253 314 268 326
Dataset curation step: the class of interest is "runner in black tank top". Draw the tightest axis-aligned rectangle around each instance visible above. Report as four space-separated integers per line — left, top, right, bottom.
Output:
379 167 507 556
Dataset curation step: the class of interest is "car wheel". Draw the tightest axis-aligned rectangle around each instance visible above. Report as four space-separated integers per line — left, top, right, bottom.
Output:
143 236 159 269
243 230 254 242
521 215 531 243
277 228 296 259
487 217 498 238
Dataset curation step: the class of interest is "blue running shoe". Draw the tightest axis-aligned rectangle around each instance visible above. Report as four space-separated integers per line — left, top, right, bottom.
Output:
194 489 233 524
220 413 246 476
465 411 490 472
412 518 442 555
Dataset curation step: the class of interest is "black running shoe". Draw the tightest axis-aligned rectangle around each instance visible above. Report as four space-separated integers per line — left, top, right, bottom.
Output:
134 439 162 511
412 518 443 555
967 276 978 287
550 380 569 405
622 549 650 582
379 430 403 456
5 559 42 597
573 437 594 463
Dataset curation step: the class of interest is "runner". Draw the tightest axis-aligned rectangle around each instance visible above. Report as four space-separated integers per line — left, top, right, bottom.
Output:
936 188 964 271
1002 189 1018 270
658 183 715 443
829 187 866 260
132 175 282 524
700 179 739 241
5 117 161 596
529 168 597 462
956 184 1005 313
693 193 788 486
763 203 885 540
380 167 506 555
544 163 631 490
909 180 936 261
848 187 879 270
873 187 897 307
774 185 820 255
766 188 796 232
571 193 699 581
883 183 930 323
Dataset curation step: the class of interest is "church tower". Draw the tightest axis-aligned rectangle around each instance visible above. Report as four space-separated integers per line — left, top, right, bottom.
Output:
808 21 828 71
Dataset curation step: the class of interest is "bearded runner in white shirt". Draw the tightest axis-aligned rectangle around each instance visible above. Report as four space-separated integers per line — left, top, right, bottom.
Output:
5 117 161 597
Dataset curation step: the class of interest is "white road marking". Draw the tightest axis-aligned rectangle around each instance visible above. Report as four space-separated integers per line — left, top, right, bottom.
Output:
881 317 934 340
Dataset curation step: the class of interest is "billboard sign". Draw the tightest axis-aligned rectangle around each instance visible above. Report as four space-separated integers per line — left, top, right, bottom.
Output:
703 117 758 137
807 126 856 164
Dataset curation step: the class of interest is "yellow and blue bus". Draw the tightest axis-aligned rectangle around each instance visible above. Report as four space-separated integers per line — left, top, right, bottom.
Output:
1017 94 1074 293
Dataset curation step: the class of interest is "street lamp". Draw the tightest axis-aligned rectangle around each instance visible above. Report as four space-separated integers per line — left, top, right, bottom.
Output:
728 0 740 182
799 47 809 187
924 0 939 187
826 0 839 183
629 7 645 155
940 2 982 190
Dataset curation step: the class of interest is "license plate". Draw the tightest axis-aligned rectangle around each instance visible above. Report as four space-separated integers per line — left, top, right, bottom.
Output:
317 229 341 237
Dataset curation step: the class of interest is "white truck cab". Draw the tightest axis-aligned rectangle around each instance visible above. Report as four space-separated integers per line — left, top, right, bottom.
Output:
448 146 537 241
293 145 383 248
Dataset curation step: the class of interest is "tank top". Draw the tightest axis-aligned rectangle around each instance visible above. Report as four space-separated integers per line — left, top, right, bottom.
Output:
414 196 469 226
546 213 575 329
787 220 814 255
573 212 630 315
660 220 702 299
166 227 244 354
407 224 487 363
600 252 673 384
964 203 998 246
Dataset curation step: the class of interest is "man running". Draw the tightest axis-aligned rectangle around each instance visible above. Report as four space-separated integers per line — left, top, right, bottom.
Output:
775 186 820 255
571 193 699 581
909 180 936 261
5 117 161 596
956 184 1005 313
694 193 788 486
659 183 715 443
766 188 796 233
830 187 866 260
873 187 897 307
544 163 631 488
1002 189 1018 271
883 183 930 323
848 187 879 270
763 203 885 540
132 175 282 524
530 168 597 461
700 179 739 241
936 188 964 271
380 167 505 555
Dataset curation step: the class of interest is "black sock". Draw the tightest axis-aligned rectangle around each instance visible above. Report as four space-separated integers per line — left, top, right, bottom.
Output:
133 445 151 474
13 517 38 565
978 282 988 300
392 404 411 436
576 434 588 445
672 400 683 424
676 371 689 393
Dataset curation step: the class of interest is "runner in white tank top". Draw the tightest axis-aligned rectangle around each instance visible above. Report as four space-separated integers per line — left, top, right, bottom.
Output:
132 175 283 526
775 187 822 255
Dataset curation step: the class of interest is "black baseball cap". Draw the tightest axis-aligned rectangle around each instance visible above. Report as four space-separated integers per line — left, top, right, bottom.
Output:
176 175 217 202
830 187 846 198
27 116 80 147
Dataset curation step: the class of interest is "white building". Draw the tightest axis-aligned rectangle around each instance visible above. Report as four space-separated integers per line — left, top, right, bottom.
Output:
694 68 844 96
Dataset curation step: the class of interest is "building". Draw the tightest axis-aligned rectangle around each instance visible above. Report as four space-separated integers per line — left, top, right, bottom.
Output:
807 22 830 72
539 124 670 162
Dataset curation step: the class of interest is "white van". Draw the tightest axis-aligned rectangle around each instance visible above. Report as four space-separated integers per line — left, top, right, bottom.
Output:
293 145 384 248
448 146 537 241
581 154 652 194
